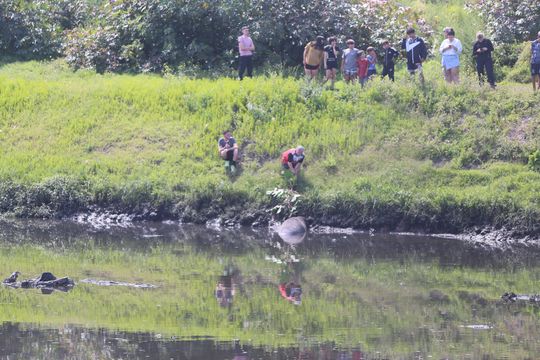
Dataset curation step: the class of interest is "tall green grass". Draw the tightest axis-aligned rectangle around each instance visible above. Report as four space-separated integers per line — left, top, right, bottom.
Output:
0 60 539 233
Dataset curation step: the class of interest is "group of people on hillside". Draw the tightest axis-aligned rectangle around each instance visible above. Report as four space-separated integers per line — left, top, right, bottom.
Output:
229 28 540 180
237 25 540 91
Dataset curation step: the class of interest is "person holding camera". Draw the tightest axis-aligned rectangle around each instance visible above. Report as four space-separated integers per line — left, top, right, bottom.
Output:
473 32 496 88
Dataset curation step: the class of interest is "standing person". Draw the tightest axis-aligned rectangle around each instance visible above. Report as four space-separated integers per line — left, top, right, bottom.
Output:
303 36 325 80
341 39 360 83
238 26 255 80
323 36 341 89
441 27 452 81
473 32 496 88
357 50 369 87
366 47 377 78
439 29 462 83
218 131 239 175
401 28 428 85
531 31 540 92
381 40 399 81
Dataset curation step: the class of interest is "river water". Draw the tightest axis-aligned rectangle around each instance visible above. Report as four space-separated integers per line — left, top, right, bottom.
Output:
0 220 538 359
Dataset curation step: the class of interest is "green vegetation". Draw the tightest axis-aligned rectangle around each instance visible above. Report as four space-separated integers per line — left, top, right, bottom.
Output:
0 231 539 358
0 60 539 233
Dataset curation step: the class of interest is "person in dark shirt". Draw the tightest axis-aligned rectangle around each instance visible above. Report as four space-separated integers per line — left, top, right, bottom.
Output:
473 32 496 88
218 131 239 174
401 28 427 85
323 36 341 89
381 40 399 81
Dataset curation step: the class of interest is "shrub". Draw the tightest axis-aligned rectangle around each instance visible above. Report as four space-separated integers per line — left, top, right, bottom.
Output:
529 150 540 172
506 42 533 84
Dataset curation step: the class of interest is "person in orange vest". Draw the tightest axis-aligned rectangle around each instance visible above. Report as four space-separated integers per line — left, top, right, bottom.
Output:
281 146 305 177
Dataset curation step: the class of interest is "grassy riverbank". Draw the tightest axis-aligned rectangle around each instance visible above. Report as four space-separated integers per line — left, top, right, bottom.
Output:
0 61 539 233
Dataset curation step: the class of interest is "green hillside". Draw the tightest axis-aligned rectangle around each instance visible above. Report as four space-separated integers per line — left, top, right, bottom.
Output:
0 60 538 233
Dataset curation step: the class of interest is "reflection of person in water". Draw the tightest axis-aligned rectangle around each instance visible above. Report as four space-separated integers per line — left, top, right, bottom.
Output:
279 282 302 304
278 259 304 305
215 266 241 307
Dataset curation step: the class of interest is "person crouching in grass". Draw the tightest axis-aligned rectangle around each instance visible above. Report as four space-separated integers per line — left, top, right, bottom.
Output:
218 131 239 175
281 146 305 189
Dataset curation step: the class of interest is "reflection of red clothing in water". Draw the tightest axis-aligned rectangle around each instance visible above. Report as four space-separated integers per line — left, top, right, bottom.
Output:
278 284 289 299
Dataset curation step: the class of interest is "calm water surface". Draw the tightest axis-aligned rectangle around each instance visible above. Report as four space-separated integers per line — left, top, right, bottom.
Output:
0 220 538 359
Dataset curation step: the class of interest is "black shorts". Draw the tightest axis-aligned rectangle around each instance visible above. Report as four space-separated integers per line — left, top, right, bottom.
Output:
304 64 319 70
531 63 540 75
224 149 235 162
325 61 338 70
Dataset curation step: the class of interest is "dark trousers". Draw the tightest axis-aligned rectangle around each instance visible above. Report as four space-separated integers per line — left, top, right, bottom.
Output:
476 57 495 86
238 55 253 80
381 63 395 81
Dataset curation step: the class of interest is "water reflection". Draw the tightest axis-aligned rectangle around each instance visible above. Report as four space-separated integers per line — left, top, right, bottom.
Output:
0 220 539 359
215 266 242 308
0 322 376 360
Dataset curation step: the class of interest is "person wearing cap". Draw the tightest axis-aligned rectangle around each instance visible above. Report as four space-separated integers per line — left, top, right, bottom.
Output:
303 36 325 79
473 32 496 88
531 31 540 92
281 146 305 177
218 131 239 174
341 39 360 83
238 26 255 80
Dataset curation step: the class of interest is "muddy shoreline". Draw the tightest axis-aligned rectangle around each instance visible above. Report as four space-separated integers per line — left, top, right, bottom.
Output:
65 207 540 251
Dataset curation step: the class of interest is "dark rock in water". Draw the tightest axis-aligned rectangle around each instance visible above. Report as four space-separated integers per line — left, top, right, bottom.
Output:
501 292 540 304
2 272 74 293
2 271 20 284
277 217 307 244
429 289 450 302
38 272 57 282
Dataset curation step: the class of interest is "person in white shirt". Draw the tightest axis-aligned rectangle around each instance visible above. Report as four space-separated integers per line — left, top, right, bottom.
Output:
439 29 462 83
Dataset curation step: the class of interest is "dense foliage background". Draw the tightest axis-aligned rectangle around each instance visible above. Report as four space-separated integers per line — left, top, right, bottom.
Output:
1 0 538 76
1 0 432 72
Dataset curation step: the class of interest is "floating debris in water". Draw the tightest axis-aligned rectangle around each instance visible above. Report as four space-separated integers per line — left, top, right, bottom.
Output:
80 279 158 289
501 292 540 304
461 325 492 330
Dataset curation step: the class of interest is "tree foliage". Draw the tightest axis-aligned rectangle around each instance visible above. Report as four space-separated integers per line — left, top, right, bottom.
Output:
1 0 432 72
467 0 540 42
0 0 89 59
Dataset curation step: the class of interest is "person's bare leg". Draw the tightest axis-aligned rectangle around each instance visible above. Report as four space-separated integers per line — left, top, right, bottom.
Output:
233 148 238 162
450 67 459 84
533 75 538 92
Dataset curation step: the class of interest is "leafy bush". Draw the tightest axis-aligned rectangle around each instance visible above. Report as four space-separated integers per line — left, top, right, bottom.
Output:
0 0 89 60
467 0 540 43
506 42 533 83
529 150 540 172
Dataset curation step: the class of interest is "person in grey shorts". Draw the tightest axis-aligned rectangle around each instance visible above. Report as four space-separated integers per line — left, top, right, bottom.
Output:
341 39 360 83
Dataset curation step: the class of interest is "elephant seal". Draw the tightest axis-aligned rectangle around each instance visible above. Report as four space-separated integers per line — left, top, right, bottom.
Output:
277 217 307 244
